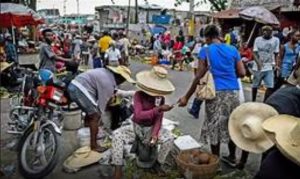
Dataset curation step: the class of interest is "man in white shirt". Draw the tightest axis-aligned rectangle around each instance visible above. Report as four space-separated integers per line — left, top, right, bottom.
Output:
105 41 121 66
252 26 280 102
118 33 131 65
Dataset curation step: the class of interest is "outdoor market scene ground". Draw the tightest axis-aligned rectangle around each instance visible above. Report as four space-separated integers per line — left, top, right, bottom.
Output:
0 54 266 179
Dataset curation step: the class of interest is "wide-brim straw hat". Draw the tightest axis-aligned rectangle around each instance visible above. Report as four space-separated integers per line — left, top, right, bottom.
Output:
262 115 300 166
0 62 14 71
106 65 135 84
136 66 175 96
63 146 102 172
229 102 279 153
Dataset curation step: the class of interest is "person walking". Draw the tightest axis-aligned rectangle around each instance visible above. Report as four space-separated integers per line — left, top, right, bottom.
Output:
178 25 245 163
105 41 122 67
98 31 112 65
118 33 131 66
276 30 300 88
252 26 280 102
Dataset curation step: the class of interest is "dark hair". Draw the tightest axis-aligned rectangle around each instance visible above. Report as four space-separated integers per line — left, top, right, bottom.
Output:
204 25 220 38
103 31 109 36
287 30 300 41
42 29 53 37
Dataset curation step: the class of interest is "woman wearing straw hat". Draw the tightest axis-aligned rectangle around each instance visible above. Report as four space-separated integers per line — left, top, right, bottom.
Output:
178 24 246 165
228 104 300 178
233 71 300 169
67 66 135 153
112 66 175 179
255 115 300 178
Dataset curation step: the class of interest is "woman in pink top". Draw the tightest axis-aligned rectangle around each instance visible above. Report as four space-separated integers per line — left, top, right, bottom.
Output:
111 66 175 179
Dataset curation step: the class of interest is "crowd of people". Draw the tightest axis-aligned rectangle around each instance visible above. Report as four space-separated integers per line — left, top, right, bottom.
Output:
1 21 300 179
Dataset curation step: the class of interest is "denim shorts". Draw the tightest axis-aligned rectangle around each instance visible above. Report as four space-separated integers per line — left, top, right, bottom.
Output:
67 83 99 115
252 70 274 88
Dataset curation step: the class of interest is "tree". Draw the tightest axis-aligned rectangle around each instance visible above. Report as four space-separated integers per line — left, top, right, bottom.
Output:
175 0 228 11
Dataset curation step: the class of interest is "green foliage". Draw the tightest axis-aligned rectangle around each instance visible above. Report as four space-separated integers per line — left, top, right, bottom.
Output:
175 0 228 11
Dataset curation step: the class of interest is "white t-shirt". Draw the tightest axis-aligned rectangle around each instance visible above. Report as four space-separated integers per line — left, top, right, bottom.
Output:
105 48 121 63
253 36 280 71
119 38 131 56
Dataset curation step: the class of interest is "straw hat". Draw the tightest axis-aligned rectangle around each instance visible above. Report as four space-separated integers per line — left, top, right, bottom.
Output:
262 115 300 166
136 66 175 96
229 102 279 153
106 65 135 83
63 146 102 172
0 62 14 71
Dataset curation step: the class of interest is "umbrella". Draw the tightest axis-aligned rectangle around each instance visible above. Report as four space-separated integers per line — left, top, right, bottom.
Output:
0 3 44 28
0 3 44 45
239 6 280 25
239 6 280 45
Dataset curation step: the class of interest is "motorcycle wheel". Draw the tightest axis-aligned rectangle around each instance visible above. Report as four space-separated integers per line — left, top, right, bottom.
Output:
18 124 60 179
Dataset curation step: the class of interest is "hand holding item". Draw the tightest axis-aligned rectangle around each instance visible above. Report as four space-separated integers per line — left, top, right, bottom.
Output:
159 104 174 112
178 96 188 107
150 136 158 146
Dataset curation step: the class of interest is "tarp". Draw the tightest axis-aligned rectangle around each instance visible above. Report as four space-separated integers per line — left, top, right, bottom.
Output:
149 24 167 35
0 3 44 27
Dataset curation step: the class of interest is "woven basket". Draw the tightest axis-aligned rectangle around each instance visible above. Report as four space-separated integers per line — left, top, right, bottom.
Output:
176 149 219 179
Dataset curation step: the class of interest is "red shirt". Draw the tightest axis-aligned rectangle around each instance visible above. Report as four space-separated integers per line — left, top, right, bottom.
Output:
132 91 164 137
173 42 183 58
240 47 253 61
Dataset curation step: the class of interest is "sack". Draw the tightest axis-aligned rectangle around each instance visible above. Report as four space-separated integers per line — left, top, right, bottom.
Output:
196 47 216 100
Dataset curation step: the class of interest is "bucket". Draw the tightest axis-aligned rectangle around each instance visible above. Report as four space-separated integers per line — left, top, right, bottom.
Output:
63 110 82 130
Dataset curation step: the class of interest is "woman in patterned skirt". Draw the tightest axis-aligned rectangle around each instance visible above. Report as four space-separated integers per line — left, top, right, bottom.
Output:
178 24 246 167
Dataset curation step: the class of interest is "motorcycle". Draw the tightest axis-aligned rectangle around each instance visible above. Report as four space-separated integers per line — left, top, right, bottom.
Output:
16 69 71 179
9 64 78 135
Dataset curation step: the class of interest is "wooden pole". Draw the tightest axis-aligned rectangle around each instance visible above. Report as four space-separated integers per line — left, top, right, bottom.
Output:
247 22 257 46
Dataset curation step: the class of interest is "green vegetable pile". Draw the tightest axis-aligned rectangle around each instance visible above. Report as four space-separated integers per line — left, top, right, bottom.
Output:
0 87 9 98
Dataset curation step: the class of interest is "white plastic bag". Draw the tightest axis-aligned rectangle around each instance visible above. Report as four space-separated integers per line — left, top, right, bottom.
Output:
238 78 245 103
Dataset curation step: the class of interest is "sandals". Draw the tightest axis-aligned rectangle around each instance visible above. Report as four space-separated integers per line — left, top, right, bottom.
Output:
91 145 109 153
221 156 237 167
